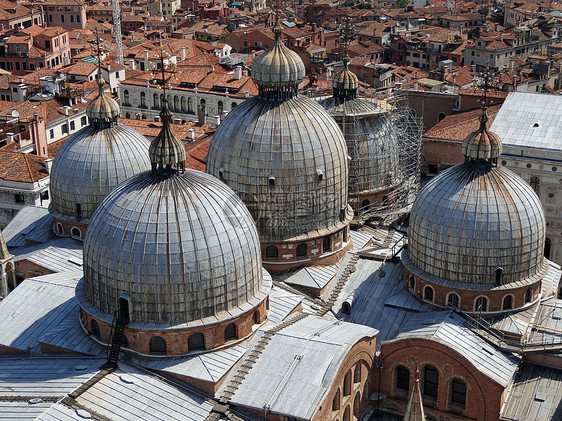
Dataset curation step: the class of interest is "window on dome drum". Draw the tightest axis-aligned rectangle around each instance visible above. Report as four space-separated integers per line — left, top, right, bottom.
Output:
224 323 237 341
447 293 459 308
75 203 82 218
56 223 63 235
296 243 307 260
343 370 352 396
354 363 361 383
424 286 434 302
150 336 166 355
423 366 439 399
265 245 278 261
450 379 467 408
409 276 415 290
332 388 341 411
525 289 532 303
475 296 487 312
188 333 205 350
396 365 409 392
503 295 513 310
253 311 259 324
495 267 503 286
545 238 552 259
71 227 81 238
323 236 332 253
118 297 130 323
90 319 100 338
362 199 369 208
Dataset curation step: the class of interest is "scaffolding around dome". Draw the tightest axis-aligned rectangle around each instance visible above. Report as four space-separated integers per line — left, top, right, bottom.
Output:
312 85 423 224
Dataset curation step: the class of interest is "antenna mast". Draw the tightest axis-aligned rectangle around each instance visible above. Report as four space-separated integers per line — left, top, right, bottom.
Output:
111 0 124 65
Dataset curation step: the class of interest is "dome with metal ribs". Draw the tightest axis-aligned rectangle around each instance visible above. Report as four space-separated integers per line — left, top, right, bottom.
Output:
49 122 151 223
406 108 547 287
81 169 270 325
251 25 305 97
149 100 186 171
332 61 359 101
86 74 120 125
207 95 351 242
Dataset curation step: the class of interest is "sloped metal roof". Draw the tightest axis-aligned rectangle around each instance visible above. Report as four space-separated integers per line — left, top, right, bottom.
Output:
2 205 54 248
266 285 303 326
0 272 82 353
490 92 562 151
388 311 519 387
283 263 339 290
14 242 83 273
229 315 377 419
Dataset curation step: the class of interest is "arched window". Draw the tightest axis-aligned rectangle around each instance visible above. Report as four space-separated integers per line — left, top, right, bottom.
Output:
438 112 446 122
231 102 237 110
353 363 361 383
90 319 100 338
423 365 439 399
71 227 81 238
447 292 459 308
150 336 166 355
343 370 352 396
343 406 351 421
495 266 503 286
153 92 160 109
56 222 64 235
123 89 129 105
224 323 237 341
450 378 467 408
503 295 513 310
409 276 415 290
475 296 488 312
188 332 205 350
174 95 179 111
118 296 130 323
296 243 307 260
200 98 206 107
525 289 532 303
323 236 332 253
395 365 409 392
140 91 146 107
424 286 434 302
332 388 341 411
253 311 259 324
181 96 186 112
125 112 131 119
353 392 361 414
545 237 552 259
188 97 194 113
530 176 540 194
361 199 370 208
218 101 223 115
265 245 278 261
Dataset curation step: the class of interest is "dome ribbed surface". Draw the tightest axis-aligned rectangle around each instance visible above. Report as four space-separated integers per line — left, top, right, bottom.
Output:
207 95 350 241
251 39 305 90
86 76 120 123
408 161 546 286
82 170 269 325
332 68 359 93
49 124 151 220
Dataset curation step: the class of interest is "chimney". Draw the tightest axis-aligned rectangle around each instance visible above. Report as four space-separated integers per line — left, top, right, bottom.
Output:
107 64 111 71
187 128 195 140
413 81 418 90
144 49 149 70
64 107 69 116
197 105 206 125
18 76 24 84
214 114 221 125
471 64 476 72
45 158 53 173
180 46 187 61
234 66 242 79
500 33 504 41
6 133 14 143
244 90 249 97
129 59 136 70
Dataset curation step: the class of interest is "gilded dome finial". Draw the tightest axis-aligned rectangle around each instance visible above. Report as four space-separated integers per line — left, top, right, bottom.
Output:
86 28 120 127
149 46 186 175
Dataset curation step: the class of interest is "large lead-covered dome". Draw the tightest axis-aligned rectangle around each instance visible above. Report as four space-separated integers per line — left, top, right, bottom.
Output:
407 107 546 286
49 74 150 226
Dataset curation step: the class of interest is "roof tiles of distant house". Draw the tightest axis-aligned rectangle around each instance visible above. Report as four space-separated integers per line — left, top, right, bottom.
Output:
424 104 501 141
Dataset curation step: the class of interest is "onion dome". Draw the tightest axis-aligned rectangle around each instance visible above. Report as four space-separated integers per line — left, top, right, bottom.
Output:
49 74 150 229
86 74 120 127
149 100 186 173
80 100 270 327
332 55 359 102
406 106 546 287
251 22 305 98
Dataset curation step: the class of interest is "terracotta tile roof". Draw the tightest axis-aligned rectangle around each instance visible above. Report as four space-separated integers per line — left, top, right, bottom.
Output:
424 104 501 141
0 151 49 183
62 61 98 77
484 40 509 50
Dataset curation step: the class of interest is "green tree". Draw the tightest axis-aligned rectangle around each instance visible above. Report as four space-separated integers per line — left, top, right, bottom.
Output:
396 0 409 8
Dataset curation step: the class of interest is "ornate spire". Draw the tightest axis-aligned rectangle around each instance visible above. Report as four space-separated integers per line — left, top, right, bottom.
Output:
250 0 305 99
332 17 359 102
404 369 426 421
462 67 501 163
149 46 186 175
86 29 120 127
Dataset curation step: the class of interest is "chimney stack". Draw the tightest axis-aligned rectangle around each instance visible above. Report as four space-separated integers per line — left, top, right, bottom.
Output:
234 66 242 80
6 133 14 143
187 128 195 141
45 158 53 173
180 46 187 61
214 114 221 125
